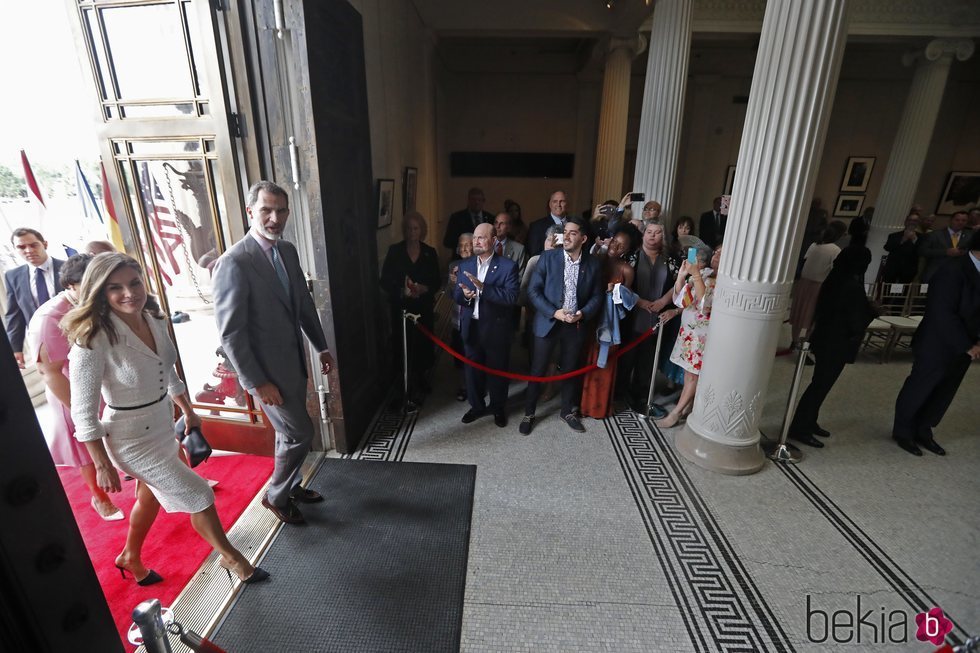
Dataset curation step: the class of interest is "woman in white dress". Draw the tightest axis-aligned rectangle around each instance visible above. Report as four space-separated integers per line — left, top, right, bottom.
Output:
63 253 267 586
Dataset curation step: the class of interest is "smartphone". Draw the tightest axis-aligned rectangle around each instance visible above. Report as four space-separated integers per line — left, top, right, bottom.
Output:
630 192 646 202
687 247 698 265
554 233 564 245
596 227 609 240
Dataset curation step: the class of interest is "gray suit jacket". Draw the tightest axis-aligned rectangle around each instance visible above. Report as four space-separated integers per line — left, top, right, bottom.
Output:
212 235 328 394
4 259 64 353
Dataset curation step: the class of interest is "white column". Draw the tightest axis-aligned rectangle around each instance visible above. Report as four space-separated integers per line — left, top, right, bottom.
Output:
675 0 850 475
592 37 643 204
631 0 693 219
865 38 975 282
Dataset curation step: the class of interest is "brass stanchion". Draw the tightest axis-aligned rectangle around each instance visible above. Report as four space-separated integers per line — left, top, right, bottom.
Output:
763 341 809 463
401 310 420 414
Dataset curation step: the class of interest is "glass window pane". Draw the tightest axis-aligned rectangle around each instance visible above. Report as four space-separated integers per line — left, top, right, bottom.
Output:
127 139 201 156
131 157 222 402
120 103 196 118
83 8 112 101
182 1 207 97
101 3 202 101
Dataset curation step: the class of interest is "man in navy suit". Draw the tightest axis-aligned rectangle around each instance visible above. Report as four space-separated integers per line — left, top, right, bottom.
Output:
522 215 603 435
453 222 520 427
920 210 972 282
442 188 494 254
892 230 980 456
526 190 568 258
4 228 64 368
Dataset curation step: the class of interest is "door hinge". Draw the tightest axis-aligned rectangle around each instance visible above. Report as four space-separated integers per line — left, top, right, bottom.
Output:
230 112 244 138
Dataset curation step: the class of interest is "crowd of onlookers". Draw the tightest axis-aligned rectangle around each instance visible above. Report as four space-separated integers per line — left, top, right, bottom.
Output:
381 187 728 435
381 189 978 454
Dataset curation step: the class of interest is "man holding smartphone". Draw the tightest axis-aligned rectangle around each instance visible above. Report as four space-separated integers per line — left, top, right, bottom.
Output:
522 216 603 434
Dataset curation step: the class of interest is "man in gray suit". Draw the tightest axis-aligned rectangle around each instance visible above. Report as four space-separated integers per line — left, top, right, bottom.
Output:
213 181 335 525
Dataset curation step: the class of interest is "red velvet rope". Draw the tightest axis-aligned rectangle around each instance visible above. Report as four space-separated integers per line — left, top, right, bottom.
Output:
412 320 659 383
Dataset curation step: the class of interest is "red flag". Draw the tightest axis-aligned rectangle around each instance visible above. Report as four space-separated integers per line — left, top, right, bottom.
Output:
100 161 126 252
20 150 46 208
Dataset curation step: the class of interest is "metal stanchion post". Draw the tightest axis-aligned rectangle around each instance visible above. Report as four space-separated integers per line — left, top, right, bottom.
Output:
763 341 809 463
132 599 173 653
639 323 667 420
401 310 419 414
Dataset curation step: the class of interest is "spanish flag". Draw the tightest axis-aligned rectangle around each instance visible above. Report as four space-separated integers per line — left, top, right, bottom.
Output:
100 161 126 252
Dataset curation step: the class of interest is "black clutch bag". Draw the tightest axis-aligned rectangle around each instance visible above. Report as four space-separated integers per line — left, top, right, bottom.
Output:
174 416 213 468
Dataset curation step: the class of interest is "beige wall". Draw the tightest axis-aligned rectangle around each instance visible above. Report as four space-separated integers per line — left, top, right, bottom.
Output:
349 0 440 265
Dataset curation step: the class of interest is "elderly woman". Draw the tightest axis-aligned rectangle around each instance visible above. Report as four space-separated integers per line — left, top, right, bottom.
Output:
27 254 123 521
448 233 474 401
616 221 678 411
380 211 442 402
64 253 266 585
656 245 721 429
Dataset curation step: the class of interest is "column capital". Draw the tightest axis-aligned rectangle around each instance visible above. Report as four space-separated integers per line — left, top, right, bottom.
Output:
609 34 647 59
902 38 975 66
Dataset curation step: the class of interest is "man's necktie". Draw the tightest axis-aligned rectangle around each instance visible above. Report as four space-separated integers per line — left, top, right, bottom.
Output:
951 232 959 248
270 246 290 292
35 267 49 307
495 240 504 256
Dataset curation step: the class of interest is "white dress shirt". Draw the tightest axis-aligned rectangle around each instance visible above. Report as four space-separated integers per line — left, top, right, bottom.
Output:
472 254 492 319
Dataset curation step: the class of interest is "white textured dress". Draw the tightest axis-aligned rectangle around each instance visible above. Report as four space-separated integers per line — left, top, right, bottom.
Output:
69 312 213 514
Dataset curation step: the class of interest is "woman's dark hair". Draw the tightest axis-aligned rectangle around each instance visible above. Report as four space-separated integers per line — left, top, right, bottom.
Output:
820 220 848 244
611 223 640 253
59 253 95 289
672 216 695 240
846 216 870 247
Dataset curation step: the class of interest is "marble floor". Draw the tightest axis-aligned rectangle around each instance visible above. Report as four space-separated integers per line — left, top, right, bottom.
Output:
344 314 979 652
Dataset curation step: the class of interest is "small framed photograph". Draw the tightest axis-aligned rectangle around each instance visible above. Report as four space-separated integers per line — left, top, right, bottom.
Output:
936 171 980 215
834 194 865 217
723 165 736 195
403 167 418 214
840 156 875 192
376 178 394 229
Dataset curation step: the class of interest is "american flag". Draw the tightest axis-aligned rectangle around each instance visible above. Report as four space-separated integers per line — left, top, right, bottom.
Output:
139 162 183 285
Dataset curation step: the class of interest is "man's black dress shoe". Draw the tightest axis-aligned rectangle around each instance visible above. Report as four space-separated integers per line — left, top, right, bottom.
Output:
917 439 946 456
262 497 306 524
494 412 507 428
461 408 487 424
813 425 831 438
894 438 923 456
290 487 324 503
790 433 824 448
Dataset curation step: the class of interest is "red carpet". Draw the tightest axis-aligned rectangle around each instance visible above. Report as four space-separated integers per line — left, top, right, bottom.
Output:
57 454 273 649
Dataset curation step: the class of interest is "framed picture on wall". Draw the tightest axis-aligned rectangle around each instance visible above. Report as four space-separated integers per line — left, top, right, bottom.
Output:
840 156 875 192
723 165 736 195
403 167 418 214
834 194 865 217
936 171 980 215
376 178 394 229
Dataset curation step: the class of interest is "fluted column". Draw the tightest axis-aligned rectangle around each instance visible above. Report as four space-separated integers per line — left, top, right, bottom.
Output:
866 38 975 282
632 0 693 219
675 0 850 475
593 37 643 204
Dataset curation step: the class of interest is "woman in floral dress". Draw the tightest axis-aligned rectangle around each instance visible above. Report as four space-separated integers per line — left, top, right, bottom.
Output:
656 245 721 428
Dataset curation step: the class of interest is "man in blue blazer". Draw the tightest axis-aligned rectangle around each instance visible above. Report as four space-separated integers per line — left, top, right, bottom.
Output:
523 215 603 435
4 228 63 368
453 223 520 427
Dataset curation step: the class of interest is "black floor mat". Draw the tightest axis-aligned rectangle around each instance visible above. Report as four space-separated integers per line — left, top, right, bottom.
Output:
211 458 475 653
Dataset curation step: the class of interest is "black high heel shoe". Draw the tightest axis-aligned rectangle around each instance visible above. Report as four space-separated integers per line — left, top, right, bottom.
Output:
116 565 164 586
219 561 270 585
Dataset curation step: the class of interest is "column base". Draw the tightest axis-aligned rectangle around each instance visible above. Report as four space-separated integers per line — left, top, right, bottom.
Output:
675 424 766 475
